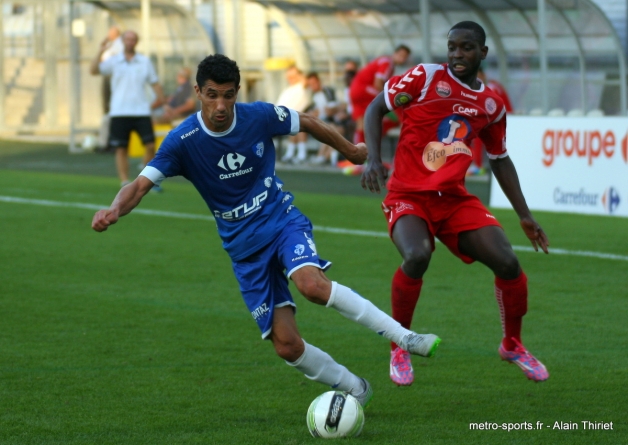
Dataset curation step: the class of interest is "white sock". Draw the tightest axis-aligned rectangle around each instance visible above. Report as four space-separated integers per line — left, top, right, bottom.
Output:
326 281 412 346
283 142 296 159
296 141 307 160
287 341 362 393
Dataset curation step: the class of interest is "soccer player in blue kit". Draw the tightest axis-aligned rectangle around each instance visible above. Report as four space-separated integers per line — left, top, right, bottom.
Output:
92 54 440 407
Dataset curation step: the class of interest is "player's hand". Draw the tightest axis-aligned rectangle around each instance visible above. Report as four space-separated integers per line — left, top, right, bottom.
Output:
520 217 549 254
345 142 367 165
361 158 388 194
92 209 119 232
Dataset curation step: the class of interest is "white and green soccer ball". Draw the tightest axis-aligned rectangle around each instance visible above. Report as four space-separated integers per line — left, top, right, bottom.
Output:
307 391 365 438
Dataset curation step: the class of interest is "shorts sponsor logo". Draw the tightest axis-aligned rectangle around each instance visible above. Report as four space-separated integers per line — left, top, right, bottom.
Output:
453 104 479 116
253 142 264 157
436 81 451 97
274 105 287 122
213 190 267 220
461 91 477 100
304 232 318 256
181 127 199 139
485 98 497 114
294 244 305 255
251 303 270 321
396 202 414 213
394 92 413 107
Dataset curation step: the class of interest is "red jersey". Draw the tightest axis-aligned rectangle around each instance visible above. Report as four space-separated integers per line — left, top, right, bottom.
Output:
384 63 507 194
352 56 394 97
486 79 513 113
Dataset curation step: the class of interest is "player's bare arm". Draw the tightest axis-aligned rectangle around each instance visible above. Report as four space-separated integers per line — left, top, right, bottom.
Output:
298 112 366 165
151 83 166 110
360 93 389 194
92 176 154 232
89 38 109 75
490 156 550 254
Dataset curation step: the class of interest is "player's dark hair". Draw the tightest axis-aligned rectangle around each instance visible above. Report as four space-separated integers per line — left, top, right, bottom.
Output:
306 72 320 80
395 44 411 54
196 54 240 88
449 21 486 46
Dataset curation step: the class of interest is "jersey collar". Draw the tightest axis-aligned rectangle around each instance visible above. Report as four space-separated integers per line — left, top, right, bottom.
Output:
446 66 485 93
196 106 237 138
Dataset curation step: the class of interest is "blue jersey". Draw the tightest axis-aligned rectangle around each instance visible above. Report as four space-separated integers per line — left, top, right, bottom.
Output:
141 102 302 261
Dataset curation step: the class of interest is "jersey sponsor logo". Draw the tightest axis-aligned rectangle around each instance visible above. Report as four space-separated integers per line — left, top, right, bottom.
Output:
181 127 199 139
453 104 479 116
218 153 246 171
251 303 270 321
213 190 267 220
252 142 264 157
423 141 473 171
486 213 496 219
219 167 253 180
461 91 477 100
274 105 287 122
388 66 423 94
435 81 451 97
438 115 472 144
394 92 413 107
485 97 497 114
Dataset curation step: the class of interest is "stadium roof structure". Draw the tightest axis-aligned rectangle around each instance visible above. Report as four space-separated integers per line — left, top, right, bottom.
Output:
251 0 627 115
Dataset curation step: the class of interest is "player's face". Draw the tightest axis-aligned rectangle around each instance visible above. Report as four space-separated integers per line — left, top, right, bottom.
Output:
447 29 487 87
122 31 138 53
195 80 239 132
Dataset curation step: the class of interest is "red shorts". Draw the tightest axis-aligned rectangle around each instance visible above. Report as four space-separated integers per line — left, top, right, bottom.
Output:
382 190 502 264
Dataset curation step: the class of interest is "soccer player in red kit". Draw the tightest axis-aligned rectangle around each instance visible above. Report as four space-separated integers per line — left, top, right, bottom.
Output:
349 45 411 144
361 21 550 385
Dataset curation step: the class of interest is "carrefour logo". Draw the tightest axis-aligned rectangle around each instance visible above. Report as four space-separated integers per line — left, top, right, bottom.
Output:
218 153 246 171
602 187 621 214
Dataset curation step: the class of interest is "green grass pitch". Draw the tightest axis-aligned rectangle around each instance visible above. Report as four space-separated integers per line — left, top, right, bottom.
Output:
0 163 626 444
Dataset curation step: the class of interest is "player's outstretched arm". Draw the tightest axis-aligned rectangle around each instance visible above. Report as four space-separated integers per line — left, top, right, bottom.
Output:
490 156 550 254
299 112 366 164
361 93 389 194
92 176 155 232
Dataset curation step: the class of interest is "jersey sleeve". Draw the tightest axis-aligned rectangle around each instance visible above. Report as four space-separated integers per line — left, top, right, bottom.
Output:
479 109 508 159
99 57 114 76
383 65 427 111
141 134 183 185
262 102 300 136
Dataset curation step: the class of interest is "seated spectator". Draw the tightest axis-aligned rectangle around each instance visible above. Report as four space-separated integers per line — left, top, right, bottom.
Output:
276 66 311 164
153 67 196 126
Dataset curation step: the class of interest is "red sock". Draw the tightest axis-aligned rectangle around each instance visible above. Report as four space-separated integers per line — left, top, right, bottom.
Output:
495 271 528 351
391 267 423 350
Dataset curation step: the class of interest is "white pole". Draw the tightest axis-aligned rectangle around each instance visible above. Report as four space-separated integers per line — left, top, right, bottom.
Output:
538 0 549 113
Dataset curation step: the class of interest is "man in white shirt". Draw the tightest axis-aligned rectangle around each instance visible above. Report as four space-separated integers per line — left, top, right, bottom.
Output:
90 30 165 189
276 66 310 164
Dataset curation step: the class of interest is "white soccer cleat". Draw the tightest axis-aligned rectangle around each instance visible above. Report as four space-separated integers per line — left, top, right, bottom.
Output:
400 333 441 357
347 378 373 409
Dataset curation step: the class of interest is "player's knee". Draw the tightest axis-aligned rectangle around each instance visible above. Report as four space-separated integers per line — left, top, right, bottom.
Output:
400 246 431 274
295 278 328 305
273 336 304 362
494 253 520 280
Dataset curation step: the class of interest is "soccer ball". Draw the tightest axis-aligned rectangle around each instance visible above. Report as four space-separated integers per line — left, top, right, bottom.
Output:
306 391 365 438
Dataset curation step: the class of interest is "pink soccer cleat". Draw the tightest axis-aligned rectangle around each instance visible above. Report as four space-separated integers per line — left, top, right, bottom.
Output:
499 338 549 382
390 347 414 386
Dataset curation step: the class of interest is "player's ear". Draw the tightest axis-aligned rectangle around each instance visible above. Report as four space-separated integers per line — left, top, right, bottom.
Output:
481 45 488 60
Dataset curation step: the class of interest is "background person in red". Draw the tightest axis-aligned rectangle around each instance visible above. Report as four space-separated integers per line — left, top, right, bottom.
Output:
349 45 411 144
360 21 550 386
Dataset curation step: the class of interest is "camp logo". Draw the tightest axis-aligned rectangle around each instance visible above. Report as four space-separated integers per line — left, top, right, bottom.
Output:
436 81 451 97
394 92 413 107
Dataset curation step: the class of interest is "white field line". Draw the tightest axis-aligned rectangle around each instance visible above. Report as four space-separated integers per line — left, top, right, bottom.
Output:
2 195 627 263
